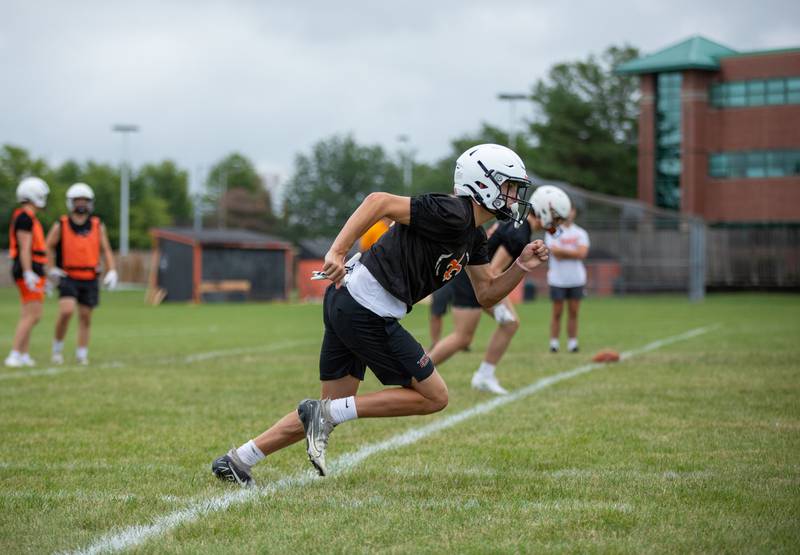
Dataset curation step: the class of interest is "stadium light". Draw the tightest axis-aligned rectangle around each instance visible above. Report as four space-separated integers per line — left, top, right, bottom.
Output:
112 124 140 256
396 134 415 191
497 93 530 150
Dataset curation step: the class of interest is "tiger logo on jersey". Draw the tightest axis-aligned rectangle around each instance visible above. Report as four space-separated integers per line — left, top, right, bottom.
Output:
435 252 468 282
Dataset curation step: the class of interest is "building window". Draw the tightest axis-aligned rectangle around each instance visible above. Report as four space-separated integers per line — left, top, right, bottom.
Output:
709 76 800 108
655 72 682 210
709 150 800 178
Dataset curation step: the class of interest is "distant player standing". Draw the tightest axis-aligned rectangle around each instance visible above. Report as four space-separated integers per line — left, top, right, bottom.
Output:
546 206 589 353
428 185 572 394
212 144 550 485
5 177 50 368
45 183 118 365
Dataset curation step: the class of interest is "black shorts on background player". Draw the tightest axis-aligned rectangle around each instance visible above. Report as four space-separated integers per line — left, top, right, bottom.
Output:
451 219 532 309
451 271 481 308
549 285 584 301
59 277 100 308
430 282 455 316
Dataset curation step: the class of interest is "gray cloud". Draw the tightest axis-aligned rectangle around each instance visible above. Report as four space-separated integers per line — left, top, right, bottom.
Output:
1 0 798 192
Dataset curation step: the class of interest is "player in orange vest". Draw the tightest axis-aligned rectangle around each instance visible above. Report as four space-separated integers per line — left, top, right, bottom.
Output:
45 183 117 365
358 217 391 252
5 177 50 368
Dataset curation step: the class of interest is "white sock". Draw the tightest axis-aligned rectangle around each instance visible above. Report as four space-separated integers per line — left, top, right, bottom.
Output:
476 361 496 379
550 338 560 350
328 396 358 425
53 340 64 354
568 338 578 350
235 439 265 468
76 347 88 360
9 350 21 359
21 353 33 363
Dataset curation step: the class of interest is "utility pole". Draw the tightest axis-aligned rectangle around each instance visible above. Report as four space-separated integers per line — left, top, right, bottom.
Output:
112 124 139 256
497 93 529 151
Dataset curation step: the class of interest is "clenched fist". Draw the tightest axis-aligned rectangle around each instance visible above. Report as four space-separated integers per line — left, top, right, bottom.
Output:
515 240 549 272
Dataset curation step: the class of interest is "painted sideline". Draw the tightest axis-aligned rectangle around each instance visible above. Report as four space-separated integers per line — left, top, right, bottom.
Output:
63 325 714 555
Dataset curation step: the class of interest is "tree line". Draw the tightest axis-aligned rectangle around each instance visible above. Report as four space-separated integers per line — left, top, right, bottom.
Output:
2 45 638 247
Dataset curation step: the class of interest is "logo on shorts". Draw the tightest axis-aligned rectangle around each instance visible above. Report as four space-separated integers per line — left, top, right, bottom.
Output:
417 352 431 368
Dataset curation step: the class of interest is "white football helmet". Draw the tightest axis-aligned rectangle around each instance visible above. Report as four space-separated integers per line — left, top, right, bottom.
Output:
16 177 50 208
531 185 571 233
453 144 532 226
66 183 95 213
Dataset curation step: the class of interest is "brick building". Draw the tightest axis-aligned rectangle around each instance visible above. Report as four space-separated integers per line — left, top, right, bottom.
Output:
617 36 800 223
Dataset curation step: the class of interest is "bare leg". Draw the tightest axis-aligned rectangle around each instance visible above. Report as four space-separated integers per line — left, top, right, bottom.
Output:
428 308 481 366
550 300 564 341
252 375 362 455
429 314 443 348
77 304 92 348
55 298 76 342
567 298 581 340
484 300 520 365
252 369 449 456
13 302 43 353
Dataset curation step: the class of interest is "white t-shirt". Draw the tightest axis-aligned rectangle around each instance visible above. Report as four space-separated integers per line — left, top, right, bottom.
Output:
345 261 407 319
545 224 590 288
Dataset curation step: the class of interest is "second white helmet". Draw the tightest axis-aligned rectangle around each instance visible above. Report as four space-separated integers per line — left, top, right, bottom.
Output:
16 177 50 208
66 183 95 213
453 144 532 226
531 185 571 233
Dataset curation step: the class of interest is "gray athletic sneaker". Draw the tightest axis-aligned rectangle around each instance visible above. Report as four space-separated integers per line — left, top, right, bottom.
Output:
211 448 255 487
297 398 335 476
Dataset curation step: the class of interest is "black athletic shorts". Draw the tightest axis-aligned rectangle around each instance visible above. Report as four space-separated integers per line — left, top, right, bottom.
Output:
549 285 584 301
430 282 455 316
451 270 481 309
320 284 435 387
59 277 100 308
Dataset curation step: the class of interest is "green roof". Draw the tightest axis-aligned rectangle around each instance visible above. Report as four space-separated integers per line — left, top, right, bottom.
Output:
616 36 738 75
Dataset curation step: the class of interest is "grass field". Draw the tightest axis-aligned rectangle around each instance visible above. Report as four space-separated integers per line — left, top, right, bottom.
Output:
1 289 799 554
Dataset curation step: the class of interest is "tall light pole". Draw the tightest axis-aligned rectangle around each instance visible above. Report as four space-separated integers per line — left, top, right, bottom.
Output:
112 124 139 256
397 134 415 191
497 93 529 151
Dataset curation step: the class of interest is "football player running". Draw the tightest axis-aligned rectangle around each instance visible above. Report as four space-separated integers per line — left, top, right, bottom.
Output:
45 183 118 365
428 185 572 394
212 144 549 485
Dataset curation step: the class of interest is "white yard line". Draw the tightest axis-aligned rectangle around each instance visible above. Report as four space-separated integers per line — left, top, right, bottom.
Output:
63 325 715 555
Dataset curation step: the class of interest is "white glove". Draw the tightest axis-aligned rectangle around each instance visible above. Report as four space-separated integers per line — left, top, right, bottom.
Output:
103 269 119 290
492 303 516 324
48 267 67 283
23 270 41 292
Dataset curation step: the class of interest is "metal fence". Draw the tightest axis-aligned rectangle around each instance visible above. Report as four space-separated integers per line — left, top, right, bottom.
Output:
537 178 800 297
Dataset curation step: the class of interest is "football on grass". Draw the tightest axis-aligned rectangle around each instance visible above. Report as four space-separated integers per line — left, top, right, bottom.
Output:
592 349 621 363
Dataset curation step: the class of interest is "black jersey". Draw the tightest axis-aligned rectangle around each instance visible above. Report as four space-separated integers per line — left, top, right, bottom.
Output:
487 219 532 261
361 194 489 311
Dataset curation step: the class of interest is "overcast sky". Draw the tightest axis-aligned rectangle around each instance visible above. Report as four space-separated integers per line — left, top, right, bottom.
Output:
2 0 798 194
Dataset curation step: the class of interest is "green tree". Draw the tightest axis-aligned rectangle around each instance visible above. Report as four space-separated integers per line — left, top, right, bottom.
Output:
205 153 276 231
283 135 404 239
207 153 263 194
134 161 192 225
527 45 640 196
410 123 519 196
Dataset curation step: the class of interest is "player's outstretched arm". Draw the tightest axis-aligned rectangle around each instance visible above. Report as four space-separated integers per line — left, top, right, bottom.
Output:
323 192 410 284
466 240 548 307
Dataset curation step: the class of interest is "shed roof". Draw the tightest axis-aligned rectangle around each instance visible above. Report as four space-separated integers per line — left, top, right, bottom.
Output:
152 227 292 248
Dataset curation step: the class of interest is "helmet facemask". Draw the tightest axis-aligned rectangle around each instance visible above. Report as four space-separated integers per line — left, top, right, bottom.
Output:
477 160 532 228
